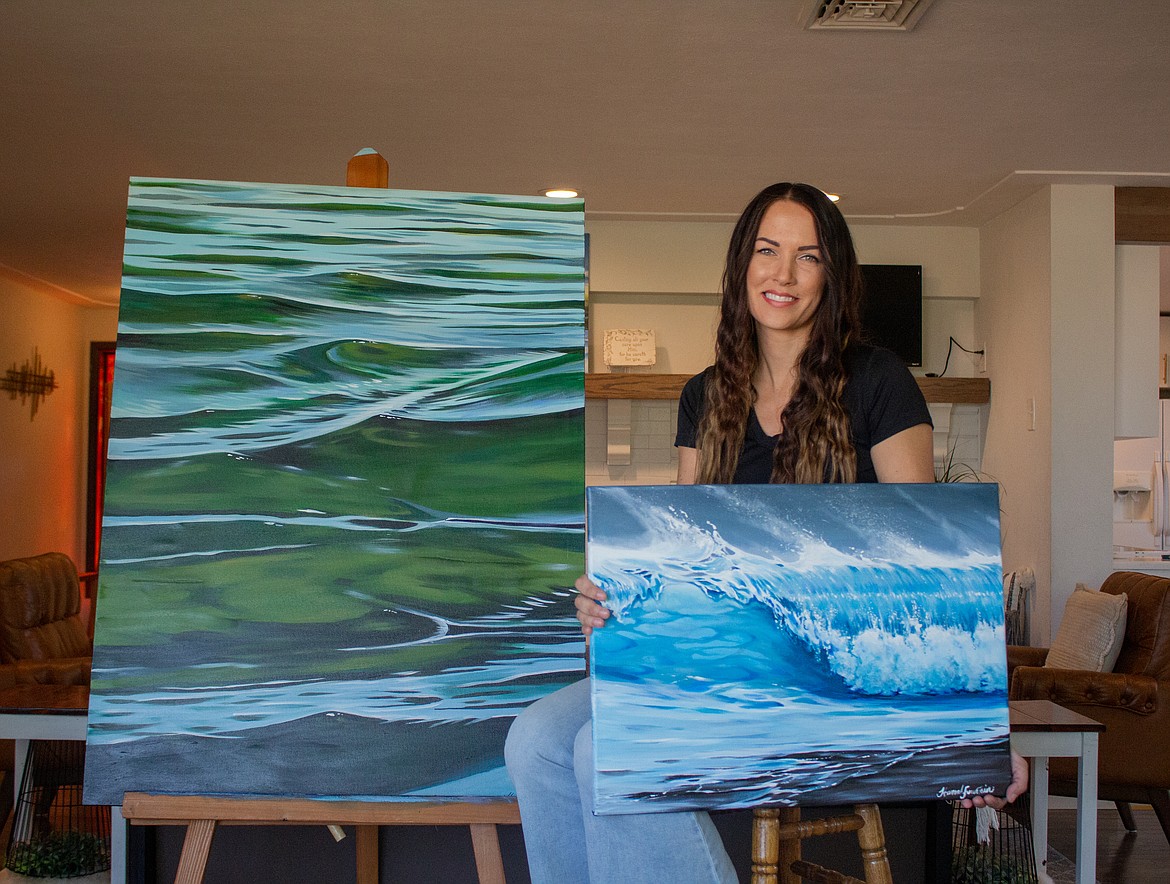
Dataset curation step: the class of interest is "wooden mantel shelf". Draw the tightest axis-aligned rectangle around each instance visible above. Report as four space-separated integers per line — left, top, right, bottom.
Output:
585 373 990 405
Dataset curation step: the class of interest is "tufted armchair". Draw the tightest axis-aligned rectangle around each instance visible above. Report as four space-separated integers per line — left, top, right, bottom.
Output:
0 552 93 688
1007 570 1170 844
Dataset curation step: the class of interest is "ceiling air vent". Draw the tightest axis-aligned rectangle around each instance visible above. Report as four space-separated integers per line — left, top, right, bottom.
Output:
801 0 936 31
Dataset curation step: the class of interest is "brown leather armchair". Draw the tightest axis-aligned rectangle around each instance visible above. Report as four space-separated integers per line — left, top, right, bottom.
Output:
1007 570 1170 844
0 552 92 688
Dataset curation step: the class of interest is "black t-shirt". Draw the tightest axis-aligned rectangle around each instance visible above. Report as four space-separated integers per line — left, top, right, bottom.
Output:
675 344 932 484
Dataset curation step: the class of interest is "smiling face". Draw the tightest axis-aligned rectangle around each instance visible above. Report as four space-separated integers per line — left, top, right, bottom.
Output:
745 198 826 347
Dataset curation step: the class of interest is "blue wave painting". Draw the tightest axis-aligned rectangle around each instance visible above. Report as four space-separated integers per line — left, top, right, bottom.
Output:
84 178 586 804
587 483 1012 814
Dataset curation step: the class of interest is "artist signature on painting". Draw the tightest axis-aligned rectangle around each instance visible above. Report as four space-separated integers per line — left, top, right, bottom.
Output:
936 784 996 800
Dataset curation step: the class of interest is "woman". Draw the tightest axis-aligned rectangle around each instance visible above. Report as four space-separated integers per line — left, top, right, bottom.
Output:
505 183 1023 884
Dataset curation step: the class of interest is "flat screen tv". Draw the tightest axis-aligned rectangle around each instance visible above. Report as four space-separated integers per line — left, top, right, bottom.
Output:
859 264 922 367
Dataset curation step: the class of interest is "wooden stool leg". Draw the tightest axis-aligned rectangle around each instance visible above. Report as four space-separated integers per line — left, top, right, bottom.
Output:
355 825 379 884
777 807 802 884
469 822 507 884
751 807 780 884
752 807 804 884
174 819 216 884
854 804 893 884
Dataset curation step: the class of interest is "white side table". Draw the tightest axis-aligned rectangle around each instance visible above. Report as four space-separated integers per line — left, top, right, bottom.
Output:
1010 699 1104 884
0 685 126 884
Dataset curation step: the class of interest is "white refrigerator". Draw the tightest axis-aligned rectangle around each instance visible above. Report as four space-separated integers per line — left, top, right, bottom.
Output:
1113 396 1170 573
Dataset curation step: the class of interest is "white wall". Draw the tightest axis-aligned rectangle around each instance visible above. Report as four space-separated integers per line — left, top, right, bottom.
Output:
1 276 87 562
588 292 719 375
1115 245 1161 439
82 307 120 352
1162 246 1170 313
977 184 1118 644
0 271 119 563
976 189 1054 641
1048 185 1117 624
852 225 980 300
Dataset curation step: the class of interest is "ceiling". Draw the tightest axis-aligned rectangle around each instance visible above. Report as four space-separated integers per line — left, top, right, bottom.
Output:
3 0 1170 307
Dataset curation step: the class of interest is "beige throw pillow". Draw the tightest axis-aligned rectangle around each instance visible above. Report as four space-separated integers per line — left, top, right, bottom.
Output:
1044 584 1128 672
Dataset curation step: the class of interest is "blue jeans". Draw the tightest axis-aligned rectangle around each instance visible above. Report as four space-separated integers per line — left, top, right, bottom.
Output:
504 678 739 884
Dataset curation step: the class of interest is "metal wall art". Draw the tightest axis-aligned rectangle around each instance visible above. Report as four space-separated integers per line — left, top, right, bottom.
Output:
2 347 58 420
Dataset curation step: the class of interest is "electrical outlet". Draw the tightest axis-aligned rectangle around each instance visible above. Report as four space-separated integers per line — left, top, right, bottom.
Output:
975 342 987 374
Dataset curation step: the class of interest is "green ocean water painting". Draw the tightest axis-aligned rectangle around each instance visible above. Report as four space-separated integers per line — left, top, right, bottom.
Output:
84 178 586 803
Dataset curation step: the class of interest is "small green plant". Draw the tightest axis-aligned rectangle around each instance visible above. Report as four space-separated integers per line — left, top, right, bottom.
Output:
6 830 110 878
950 845 1036 884
935 442 994 484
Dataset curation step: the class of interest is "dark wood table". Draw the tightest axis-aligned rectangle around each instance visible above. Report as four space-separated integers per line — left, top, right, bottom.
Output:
1009 699 1105 884
0 682 89 715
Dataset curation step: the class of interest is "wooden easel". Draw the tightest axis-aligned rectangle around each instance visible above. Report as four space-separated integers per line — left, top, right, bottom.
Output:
116 151 523 884
121 793 521 884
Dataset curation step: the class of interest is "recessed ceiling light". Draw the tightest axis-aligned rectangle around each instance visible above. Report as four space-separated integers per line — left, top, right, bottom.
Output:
543 188 579 199
824 192 841 203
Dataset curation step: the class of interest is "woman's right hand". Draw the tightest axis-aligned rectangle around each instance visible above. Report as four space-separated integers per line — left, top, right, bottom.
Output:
574 574 610 637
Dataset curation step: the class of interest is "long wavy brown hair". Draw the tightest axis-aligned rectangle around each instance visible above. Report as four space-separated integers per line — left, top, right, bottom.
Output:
694 183 862 484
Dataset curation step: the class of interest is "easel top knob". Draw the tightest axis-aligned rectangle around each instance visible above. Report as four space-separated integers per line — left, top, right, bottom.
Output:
347 149 389 189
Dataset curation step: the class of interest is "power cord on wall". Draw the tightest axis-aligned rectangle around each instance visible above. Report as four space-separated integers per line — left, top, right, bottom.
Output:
924 337 984 378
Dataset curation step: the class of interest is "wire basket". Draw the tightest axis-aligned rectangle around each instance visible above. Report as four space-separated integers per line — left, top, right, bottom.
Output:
4 740 110 879
951 798 1038 884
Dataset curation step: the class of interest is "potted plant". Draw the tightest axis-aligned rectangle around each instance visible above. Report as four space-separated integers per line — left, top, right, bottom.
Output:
2 830 110 883
951 844 1037 884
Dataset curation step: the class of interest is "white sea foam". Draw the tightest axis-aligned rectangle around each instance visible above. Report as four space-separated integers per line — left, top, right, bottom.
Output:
589 493 1006 696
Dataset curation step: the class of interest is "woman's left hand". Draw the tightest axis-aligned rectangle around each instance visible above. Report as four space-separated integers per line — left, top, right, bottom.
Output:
959 749 1029 809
